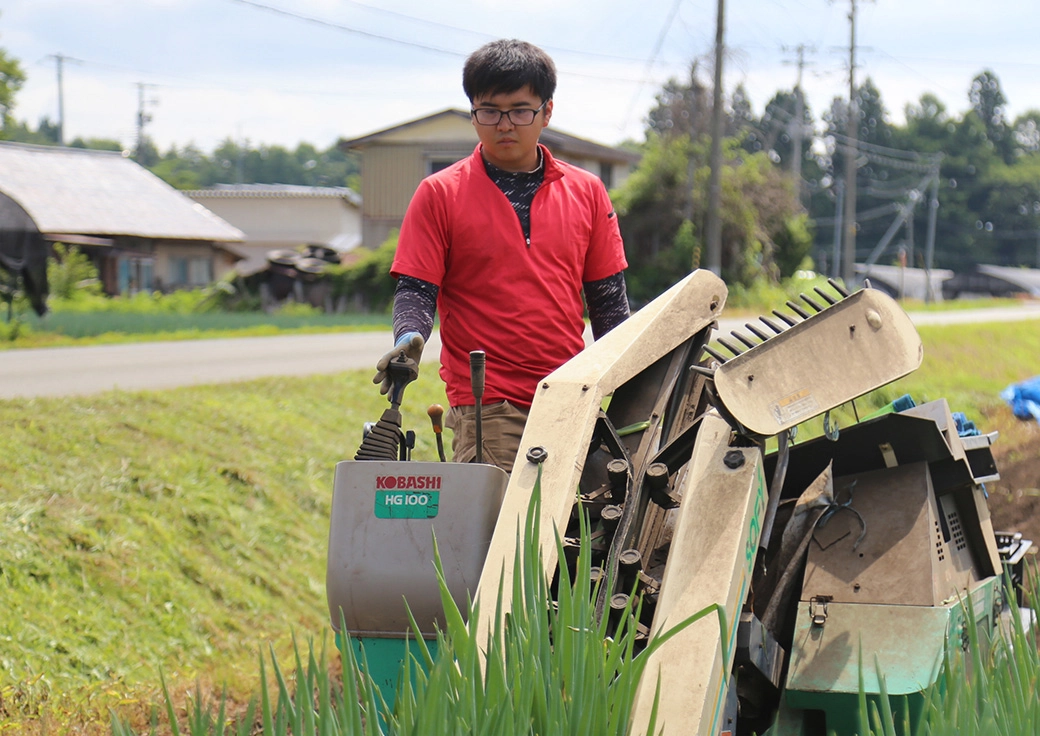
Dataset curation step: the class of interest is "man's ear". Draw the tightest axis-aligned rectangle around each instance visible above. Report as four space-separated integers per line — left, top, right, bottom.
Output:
542 99 553 128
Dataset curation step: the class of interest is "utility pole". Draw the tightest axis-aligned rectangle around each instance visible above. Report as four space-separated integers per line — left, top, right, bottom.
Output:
922 167 940 304
782 44 814 205
135 83 157 162
704 0 725 275
831 179 844 279
840 0 869 286
45 54 80 146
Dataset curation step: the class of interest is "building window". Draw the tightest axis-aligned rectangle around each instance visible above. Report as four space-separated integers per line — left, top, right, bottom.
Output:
169 257 189 286
599 161 614 189
117 255 155 294
188 258 212 285
169 257 211 287
427 158 461 176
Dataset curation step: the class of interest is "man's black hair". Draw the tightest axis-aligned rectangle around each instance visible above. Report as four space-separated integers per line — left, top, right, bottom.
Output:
462 39 557 104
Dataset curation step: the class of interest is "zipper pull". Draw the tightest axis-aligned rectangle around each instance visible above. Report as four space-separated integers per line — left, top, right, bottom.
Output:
526 236 531 248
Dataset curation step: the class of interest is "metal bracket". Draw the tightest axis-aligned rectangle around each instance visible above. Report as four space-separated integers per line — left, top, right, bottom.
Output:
809 595 831 627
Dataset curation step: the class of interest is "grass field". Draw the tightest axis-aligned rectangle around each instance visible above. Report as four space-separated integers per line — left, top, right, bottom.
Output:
1 317 1038 733
0 367 449 732
3 311 393 349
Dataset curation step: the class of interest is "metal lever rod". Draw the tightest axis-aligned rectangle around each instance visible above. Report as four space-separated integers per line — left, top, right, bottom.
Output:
427 404 446 462
470 350 486 465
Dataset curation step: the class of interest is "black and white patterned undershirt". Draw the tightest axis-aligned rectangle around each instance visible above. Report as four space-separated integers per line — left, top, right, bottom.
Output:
482 151 544 244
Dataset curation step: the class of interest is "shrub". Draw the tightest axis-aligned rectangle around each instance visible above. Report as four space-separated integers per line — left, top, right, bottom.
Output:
47 243 103 301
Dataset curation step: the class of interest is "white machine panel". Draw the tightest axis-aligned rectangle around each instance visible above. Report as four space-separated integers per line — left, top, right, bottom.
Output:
326 461 507 637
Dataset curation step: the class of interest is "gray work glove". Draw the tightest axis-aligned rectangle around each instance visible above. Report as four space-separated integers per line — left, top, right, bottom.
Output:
373 331 425 395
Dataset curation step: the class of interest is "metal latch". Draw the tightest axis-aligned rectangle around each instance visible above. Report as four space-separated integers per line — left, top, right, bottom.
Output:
809 595 831 627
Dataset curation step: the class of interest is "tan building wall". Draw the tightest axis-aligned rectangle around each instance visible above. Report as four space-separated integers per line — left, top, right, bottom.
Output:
186 188 362 274
192 196 360 249
152 240 225 289
361 146 427 220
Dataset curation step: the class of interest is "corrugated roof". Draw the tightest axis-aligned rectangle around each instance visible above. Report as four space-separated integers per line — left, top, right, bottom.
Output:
185 183 361 206
856 263 954 301
978 264 1040 296
339 108 641 165
0 142 244 242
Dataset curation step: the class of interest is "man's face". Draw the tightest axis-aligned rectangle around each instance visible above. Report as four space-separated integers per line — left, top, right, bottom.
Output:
470 85 552 173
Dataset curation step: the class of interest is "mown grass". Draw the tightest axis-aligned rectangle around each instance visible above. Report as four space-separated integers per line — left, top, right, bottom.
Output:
0 367 448 733
2 312 392 350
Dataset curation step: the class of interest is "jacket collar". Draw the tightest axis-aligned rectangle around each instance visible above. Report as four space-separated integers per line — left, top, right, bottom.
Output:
472 143 564 183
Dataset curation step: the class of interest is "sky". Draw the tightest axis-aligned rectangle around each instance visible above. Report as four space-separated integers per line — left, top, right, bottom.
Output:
1 0 1037 154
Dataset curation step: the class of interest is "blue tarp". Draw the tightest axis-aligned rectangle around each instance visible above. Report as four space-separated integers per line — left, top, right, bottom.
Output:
1001 376 1040 424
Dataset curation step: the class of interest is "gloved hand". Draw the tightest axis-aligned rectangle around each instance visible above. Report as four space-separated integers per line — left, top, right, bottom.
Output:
373 331 425 395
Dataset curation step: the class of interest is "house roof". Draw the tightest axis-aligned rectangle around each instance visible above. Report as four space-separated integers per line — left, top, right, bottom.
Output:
977 264 1040 296
0 141 244 242
856 263 954 301
940 264 1040 298
185 183 361 207
339 109 641 165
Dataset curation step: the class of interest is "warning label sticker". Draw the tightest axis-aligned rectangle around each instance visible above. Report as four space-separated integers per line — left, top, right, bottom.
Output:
770 388 819 426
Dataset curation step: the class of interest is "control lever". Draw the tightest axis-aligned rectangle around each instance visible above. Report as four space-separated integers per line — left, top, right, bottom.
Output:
354 351 419 461
428 404 447 462
470 350 486 465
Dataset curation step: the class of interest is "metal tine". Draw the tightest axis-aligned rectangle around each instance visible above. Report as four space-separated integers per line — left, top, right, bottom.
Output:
772 309 799 327
759 315 785 334
813 286 838 306
716 337 745 357
745 322 771 341
785 300 811 319
731 331 758 350
800 293 825 313
703 345 728 364
827 278 850 298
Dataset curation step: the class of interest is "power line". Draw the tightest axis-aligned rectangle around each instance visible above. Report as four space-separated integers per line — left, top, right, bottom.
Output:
227 0 465 57
620 0 683 133
228 0 660 66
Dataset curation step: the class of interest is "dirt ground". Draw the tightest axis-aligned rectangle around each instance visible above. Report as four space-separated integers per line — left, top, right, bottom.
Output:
985 415 1040 545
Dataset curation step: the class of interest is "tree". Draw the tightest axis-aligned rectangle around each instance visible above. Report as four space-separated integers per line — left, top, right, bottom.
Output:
727 83 755 138
611 133 697 301
0 25 26 136
646 62 711 141
614 132 812 299
151 138 360 190
893 94 953 154
969 69 1013 162
1012 110 1040 157
692 143 812 285
69 136 123 152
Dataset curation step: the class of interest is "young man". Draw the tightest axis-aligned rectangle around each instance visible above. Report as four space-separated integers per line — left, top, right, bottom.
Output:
374 39 630 473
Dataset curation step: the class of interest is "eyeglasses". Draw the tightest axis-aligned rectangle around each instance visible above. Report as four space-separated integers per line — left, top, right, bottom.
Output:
471 100 548 126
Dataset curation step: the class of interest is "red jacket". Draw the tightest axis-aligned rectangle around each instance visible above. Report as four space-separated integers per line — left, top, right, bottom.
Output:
393 144 627 408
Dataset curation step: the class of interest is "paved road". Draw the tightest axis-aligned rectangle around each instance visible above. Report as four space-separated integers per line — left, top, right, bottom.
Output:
2 302 1038 399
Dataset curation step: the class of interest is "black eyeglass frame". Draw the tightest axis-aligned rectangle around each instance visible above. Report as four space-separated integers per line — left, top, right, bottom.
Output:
470 100 549 127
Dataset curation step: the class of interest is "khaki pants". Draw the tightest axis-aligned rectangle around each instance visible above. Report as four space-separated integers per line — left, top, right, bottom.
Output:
445 401 529 474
